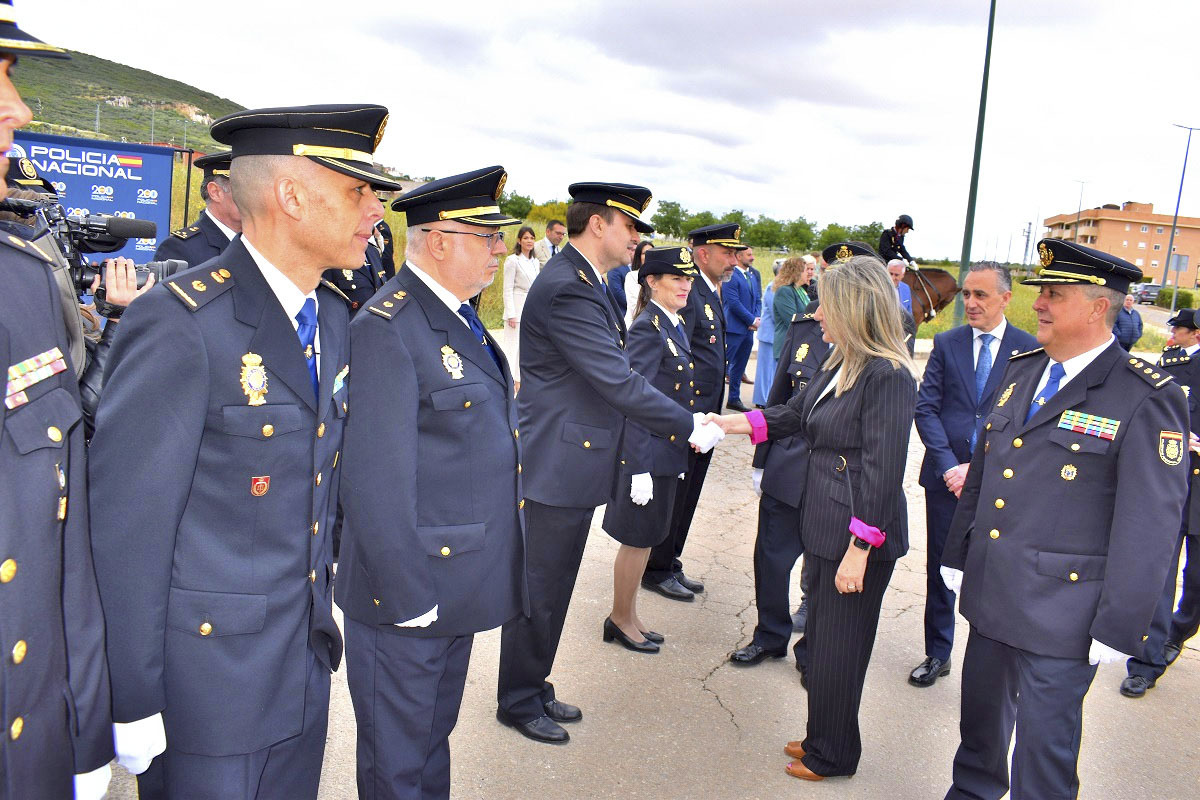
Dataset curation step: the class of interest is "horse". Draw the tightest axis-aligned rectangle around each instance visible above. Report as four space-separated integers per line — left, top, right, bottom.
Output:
902 267 960 324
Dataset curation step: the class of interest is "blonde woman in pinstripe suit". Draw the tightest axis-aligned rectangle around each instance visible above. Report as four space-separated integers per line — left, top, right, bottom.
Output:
713 254 918 781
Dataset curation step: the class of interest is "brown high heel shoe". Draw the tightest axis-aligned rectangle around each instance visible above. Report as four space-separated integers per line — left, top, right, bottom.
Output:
785 760 825 782
783 741 805 759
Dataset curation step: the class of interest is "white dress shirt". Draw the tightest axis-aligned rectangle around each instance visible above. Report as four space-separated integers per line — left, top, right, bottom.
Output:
403 260 472 329
241 236 320 375
1032 336 1116 398
972 317 1008 369
650 299 682 329
204 208 238 243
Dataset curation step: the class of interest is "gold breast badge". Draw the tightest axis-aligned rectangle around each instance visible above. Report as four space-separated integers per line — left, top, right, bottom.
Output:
441 345 465 380
996 382 1016 408
1060 464 1078 481
240 353 268 406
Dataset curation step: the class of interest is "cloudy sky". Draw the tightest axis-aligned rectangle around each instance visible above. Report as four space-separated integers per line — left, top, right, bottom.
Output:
26 1 1200 260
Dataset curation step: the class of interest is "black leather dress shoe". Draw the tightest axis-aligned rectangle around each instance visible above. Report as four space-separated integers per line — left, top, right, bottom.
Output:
543 699 582 723
1120 675 1155 698
674 571 704 593
603 617 660 653
730 643 787 666
726 399 750 413
795 660 808 690
496 710 569 744
909 656 951 687
640 630 665 644
641 576 694 601
791 600 808 633
1164 640 1182 666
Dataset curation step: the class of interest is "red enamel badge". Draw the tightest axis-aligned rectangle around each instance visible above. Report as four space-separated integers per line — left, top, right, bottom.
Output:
250 476 270 496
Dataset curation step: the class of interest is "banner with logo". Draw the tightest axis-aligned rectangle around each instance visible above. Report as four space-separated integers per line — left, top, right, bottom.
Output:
8 131 174 262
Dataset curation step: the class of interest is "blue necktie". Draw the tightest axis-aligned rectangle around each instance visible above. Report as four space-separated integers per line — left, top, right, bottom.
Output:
295 297 319 400
458 303 505 374
1026 362 1066 423
975 333 994 403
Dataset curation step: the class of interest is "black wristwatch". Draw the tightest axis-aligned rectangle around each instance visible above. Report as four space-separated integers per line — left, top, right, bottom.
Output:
851 534 872 551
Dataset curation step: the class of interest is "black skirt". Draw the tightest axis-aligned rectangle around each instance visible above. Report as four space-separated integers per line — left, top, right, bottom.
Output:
602 473 680 548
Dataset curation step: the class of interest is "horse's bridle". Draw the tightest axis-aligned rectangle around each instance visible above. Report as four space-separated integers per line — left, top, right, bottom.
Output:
908 267 947 323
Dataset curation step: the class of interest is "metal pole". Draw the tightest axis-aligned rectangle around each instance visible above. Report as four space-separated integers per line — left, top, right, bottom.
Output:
182 148 195 228
150 102 155 144
1073 180 1085 242
953 0 997 326
1167 125 1197 313
94 103 100 136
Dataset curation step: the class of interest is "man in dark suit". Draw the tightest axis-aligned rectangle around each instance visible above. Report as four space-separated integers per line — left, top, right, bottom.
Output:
495 183 722 745
911 262 1037 687
153 151 240 267
1119 307 1200 697
739 245 762 383
338 167 526 798
642 223 739 600
0 9 115 797
941 239 1188 800
89 105 401 799
723 234 758 412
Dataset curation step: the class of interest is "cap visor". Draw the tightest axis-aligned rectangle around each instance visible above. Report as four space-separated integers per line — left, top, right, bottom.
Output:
1020 276 1088 286
0 32 70 59
453 212 523 227
309 156 404 191
617 208 654 234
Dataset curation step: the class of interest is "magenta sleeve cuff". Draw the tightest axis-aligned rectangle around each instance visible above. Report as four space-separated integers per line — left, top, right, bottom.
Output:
850 516 886 548
746 409 767 444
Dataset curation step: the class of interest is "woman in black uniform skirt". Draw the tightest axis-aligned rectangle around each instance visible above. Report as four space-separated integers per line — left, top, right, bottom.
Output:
602 247 699 654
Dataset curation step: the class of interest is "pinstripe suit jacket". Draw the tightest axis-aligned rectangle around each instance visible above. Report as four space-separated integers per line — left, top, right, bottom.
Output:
761 357 917 561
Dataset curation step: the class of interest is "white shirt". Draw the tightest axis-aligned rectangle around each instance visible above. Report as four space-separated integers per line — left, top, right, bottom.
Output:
1187 343 1200 356
576 250 606 290
1032 336 1116 398
403 260 472 330
699 271 719 294
650 299 682 329
241 236 320 375
204 208 238 243
972 318 1008 369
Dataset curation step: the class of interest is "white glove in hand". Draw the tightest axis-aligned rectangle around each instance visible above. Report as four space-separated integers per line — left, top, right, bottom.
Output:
113 713 166 775
752 468 763 497
688 413 724 453
73 764 112 800
1088 638 1130 666
395 605 439 628
940 566 963 594
630 473 653 506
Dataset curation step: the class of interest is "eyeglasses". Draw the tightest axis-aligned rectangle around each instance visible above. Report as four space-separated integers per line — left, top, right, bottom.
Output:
420 228 505 247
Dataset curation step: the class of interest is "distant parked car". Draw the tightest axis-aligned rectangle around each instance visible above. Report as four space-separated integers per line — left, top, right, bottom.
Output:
1134 283 1162 304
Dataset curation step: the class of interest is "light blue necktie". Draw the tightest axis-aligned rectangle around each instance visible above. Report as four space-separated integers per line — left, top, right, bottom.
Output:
1026 362 1066 423
969 333 994 452
295 298 319 400
458 303 505 373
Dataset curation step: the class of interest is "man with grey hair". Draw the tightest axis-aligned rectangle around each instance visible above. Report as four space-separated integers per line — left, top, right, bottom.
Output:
154 151 242 266
887 258 914 313
89 104 400 799
912 261 1037 687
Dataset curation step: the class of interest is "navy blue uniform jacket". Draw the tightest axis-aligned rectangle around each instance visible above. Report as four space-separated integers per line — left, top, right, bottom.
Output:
0 233 113 796
517 244 694 509
1158 346 1200 535
153 211 233 268
684 276 726 414
337 266 528 634
89 239 347 756
619 307 695 478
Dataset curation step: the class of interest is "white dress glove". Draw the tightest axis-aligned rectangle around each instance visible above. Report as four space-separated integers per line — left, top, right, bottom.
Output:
1088 638 1131 666
395 605 439 628
688 413 724 453
940 566 963 594
73 764 112 800
752 468 763 497
630 473 653 506
113 713 166 775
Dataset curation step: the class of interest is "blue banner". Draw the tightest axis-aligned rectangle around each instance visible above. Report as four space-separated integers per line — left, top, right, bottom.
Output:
7 131 175 262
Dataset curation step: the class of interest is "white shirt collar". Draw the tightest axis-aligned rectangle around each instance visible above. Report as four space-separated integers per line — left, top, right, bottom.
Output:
1186 343 1200 356
734 266 748 277
575 249 605 288
402 261 472 328
972 317 1008 342
700 271 719 293
241 235 315 325
650 299 682 328
1055 336 1116 386
204 208 238 243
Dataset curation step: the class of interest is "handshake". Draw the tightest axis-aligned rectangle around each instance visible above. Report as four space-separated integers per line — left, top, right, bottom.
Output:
687 412 749 453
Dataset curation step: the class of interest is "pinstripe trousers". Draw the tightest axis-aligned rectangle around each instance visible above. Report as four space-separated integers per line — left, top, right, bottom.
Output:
798 553 895 778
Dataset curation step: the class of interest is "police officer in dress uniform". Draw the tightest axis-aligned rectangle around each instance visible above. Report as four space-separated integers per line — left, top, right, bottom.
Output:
322 221 393 317
89 104 401 800
822 241 918 351
729 307 828 672
642 223 739 601
338 166 526 800
495 183 723 745
0 7 115 798
941 239 1189 800
1118 307 1200 696
153 150 240 266
879 214 915 264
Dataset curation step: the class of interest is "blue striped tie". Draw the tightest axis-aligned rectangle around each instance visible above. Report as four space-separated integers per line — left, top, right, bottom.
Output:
295 298 319 400
1026 362 1066 423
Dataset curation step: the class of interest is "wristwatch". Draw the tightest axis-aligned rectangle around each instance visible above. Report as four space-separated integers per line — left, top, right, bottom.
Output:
851 534 872 551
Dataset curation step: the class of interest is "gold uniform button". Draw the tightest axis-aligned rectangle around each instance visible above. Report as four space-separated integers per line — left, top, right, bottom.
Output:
989 529 1000 539
0 559 15 583
309 570 317 583
514 428 520 439
315 473 322 487
440 546 451 557
689 381 695 387
689 400 695 406
12 640 27 664
199 622 213 636
311 521 319 536
262 424 274 437
1194 468 1199 476
994 498 1005 509
46 426 62 442
689 362 695 369
1070 443 1080 451
317 423 326 438
464 401 472 409
10 717 23 741
583 440 591 448
985 422 992 431
669 435 677 442
1143 635 1150 641
1069 572 1079 582
1002 468 1014 479
1012 438 1023 448
677 365 683 371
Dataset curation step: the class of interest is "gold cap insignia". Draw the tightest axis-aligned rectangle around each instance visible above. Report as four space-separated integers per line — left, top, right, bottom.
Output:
240 353 268 406
836 245 852 262
642 194 652 212
495 171 507 200
441 345 465 380
374 114 389 150
18 158 37 179
1039 242 1053 268
734 226 742 240
679 248 692 264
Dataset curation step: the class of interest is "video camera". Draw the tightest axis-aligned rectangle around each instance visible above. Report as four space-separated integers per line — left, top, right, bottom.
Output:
0 194 185 297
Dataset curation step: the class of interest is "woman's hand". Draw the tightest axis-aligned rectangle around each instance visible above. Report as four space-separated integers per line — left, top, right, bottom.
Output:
835 543 869 594
707 412 751 435
506 317 518 328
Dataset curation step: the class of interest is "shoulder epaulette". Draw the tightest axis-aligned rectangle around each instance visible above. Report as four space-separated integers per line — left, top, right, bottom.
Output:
1008 347 1045 361
1160 354 1191 366
319 278 351 303
1126 355 1175 389
366 289 411 320
171 225 202 240
0 230 54 263
166 268 235 311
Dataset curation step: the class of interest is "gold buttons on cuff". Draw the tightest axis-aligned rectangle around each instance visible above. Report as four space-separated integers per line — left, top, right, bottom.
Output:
994 498 1005 509
440 546 451 557
12 640 27 664
583 441 591 448
199 622 213 636
1069 572 1079 582
262 424 275 437
464 401 472 409
311 521 319 536
10 717 23 740
317 422 326 438
315 473 322 487
1012 438 1023 448
0 559 15 583
309 570 317 583
46 426 62 443
1002 469 1014 479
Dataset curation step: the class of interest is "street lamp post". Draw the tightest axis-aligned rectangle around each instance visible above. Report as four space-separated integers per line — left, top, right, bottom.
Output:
1073 180 1086 242
1167 124 1198 314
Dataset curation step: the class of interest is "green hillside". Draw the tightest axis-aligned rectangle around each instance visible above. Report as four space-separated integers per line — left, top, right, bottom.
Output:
12 49 244 152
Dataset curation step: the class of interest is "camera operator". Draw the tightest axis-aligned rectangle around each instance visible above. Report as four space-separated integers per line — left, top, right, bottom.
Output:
0 3 115 798
153 150 240 266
